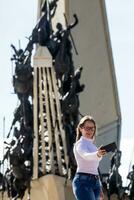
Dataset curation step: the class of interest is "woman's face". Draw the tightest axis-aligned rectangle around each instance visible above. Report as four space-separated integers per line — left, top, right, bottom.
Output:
80 120 95 139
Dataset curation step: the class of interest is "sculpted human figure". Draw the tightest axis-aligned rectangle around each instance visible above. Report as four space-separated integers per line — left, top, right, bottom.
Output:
127 165 134 200
107 150 124 200
54 14 78 81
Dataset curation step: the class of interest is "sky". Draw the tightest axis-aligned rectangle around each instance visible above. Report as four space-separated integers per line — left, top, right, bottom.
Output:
0 0 37 155
0 0 134 186
105 0 134 186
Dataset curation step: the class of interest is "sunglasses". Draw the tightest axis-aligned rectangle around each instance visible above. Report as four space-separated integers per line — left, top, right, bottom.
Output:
82 126 95 132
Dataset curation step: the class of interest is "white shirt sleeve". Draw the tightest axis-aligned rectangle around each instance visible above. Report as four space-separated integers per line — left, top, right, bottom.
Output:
75 143 102 161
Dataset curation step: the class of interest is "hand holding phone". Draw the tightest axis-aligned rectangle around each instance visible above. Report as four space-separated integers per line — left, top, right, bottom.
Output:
100 142 117 153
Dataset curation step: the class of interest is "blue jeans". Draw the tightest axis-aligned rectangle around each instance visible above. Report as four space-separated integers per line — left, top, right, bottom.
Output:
72 173 101 200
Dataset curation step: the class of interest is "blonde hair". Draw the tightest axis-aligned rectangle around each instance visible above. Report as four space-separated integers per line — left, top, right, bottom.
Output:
76 115 96 142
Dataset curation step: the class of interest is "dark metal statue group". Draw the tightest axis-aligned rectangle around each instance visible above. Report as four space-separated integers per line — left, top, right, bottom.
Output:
101 150 134 200
0 1 134 200
0 0 84 199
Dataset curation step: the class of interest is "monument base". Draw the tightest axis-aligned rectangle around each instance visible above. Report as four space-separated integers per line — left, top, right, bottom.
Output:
0 175 129 200
23 174 75 200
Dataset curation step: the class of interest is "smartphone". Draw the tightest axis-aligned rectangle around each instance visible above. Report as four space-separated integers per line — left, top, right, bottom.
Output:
100 142 117 152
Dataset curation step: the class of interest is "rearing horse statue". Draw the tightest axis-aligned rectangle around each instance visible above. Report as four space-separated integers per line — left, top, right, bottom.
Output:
54 14 78 81
107 150 125 200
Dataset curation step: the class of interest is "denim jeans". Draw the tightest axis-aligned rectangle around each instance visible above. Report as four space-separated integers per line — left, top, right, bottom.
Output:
72 173 101 200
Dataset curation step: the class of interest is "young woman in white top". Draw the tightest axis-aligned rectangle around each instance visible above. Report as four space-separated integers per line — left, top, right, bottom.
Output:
72 115 106 200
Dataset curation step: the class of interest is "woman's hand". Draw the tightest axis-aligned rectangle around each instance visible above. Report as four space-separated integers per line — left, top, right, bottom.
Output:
97 147 106 157
100 189 105 200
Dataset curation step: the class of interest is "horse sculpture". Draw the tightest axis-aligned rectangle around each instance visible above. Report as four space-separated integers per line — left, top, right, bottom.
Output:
106 150 125 200
127 165 134 200
54 14 78 82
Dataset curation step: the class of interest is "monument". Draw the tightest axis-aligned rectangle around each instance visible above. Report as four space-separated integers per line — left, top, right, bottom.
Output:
0 0 123 200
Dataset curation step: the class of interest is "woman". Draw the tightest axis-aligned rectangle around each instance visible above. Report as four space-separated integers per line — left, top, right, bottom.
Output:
72 115 106 200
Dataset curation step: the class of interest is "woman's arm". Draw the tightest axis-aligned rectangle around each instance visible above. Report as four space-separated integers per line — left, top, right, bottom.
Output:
75 143 102 161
